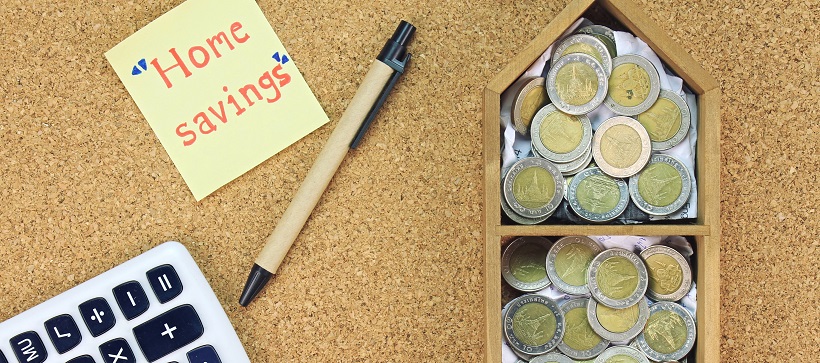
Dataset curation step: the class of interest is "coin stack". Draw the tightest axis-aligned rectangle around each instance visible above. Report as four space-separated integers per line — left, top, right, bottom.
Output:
502 24 694 224
501 236 696 362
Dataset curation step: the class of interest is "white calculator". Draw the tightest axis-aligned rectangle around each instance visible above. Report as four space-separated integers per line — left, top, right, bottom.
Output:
0 241 251 363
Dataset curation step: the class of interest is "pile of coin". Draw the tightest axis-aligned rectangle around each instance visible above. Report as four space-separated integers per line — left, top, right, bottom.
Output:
502 236 695 362
502 24 694 223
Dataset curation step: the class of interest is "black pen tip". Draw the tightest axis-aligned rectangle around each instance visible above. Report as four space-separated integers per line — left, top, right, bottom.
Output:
239 264 273 307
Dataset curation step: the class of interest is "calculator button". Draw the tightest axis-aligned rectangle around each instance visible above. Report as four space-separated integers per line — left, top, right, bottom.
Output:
99 338 135 363
133 304 204 362
9 331 47 363
44 314 82 354
67 355 96 363
187 345 221 363
146 264 183 303
79 297 116 337
0 350 6 363
113 280 150 320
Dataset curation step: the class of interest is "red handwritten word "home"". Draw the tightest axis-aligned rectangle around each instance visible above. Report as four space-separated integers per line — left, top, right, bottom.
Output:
150 21 250 88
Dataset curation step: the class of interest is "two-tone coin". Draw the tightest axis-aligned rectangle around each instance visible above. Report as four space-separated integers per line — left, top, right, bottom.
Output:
512 77 551 135
567 167 629 222
502 237 554 292
636 89 691 150
531 104 593 164
503 157 565 219
503 294 566 355
547 53 609 115
587 248 648 308
546 236 604 295
557 298 609 360
553 34 613 75
558 145 593 176
576 25 617 57
502 188 550 225
635 302 696 362
604 54 660 116
530 351 576 363
628 154 691 216
594 346 650 363
639 245 692 302
587 297 649 342
592 116 651 178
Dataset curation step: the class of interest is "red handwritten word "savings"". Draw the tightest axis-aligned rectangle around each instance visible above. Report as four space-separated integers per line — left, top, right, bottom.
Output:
148 21 291 147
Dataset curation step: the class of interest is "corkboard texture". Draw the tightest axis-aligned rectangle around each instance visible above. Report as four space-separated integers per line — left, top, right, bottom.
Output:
0 0 816 362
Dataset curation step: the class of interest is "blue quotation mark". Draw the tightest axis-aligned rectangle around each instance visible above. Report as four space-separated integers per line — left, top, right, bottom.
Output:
131 58 148 76
272 52 290 64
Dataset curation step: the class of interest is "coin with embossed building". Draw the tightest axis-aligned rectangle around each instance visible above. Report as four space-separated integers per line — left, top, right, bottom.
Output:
636 89 691 151
635 302 696 362
547 53 609 115
628 154 691 216
531 104 593 164
567 167 629 222
503 294 566 355
503 157 565 219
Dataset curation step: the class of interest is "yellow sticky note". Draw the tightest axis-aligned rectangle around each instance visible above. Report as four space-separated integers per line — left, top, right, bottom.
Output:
105 0 328 200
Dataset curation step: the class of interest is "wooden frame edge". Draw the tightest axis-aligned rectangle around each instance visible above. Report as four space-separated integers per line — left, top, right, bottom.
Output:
695 234 721 362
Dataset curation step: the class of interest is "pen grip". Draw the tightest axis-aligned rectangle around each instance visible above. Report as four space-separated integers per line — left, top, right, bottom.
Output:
256 60 395 273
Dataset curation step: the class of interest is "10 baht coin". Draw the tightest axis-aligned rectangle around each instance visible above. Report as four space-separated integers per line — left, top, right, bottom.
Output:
636 89 691 150
512 77 550 135
503 294 566 355
567 167 629 222
594 346 650 363
503 157 565 219
628 154 691 216
604 54 660 116
587 248 648 309
558 298 609 360
576 25 617 57
635 302 696 362
592 116 651 178
587 297 649 342
502 237 554 292
530 351 576 363
553 34 613 75
531 104 593 163
547 53 609 115
547 236 604 295
640 245 692 302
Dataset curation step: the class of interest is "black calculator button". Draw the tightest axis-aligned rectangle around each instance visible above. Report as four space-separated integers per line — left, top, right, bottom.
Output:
44 314 82 354
133 304 204 362
187 345 221 363
146 264 183 303
9 331 47 363
67 355 96 363
79 298 116 337
99 338 135 363
0 349 7 363
112 280 150 320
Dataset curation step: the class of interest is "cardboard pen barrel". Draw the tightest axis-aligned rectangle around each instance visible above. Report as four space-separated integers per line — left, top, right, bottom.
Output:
256 60 395 273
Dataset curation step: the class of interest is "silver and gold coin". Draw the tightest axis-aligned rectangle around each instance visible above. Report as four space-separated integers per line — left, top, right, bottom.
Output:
567 167 629 222
502 188 550 224
531 104 593 163
503 294 566 355
628 154 691 216
592 116 651 178
576 25 617 57
639 245 692 302
547 53 609 115
604 54 660 116
512 77 550 135
636 89 691 150
546 236 604 295
553 34 613 75
587 297 649 342
635 302 696 362
558 145 593 176
503 157 565 219
587 248 648 309
594 346 650 363
530 351 576 363
558 298 609 360
502 237 554 292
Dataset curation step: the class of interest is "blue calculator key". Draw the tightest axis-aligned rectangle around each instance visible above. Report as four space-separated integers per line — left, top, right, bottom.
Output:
79 297 116 337
187 345 221 363
146 264 183 303
9 331 47 363
112 280 150 320
133 304 204 362
67 355 96 363
99 338 135 363
44 314 82 354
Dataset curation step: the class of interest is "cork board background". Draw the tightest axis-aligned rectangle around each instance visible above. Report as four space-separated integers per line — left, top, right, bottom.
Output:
0 0 817 362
